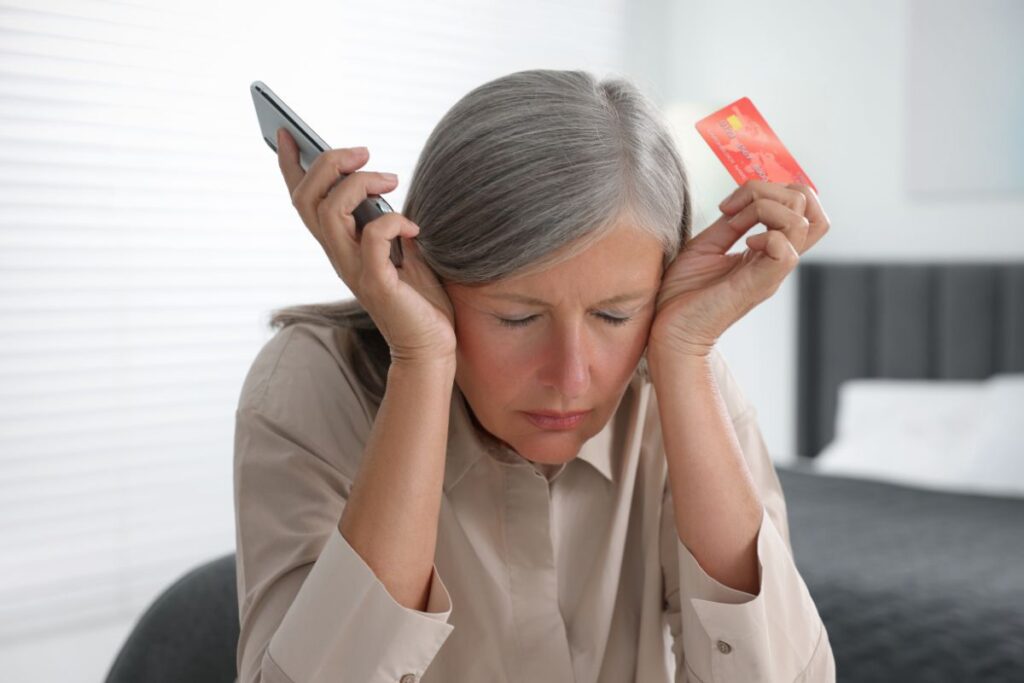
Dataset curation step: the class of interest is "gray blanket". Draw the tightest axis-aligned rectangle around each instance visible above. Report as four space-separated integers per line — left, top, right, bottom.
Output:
776 466 1024 682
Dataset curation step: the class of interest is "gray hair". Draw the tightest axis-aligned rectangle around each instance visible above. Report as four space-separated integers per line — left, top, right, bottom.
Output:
269 69 693 405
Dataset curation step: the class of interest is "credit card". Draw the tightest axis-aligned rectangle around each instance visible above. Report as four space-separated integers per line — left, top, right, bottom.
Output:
695 97 816 193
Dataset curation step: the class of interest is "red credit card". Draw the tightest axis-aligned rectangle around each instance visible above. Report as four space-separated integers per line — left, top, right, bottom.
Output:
695 97 816 193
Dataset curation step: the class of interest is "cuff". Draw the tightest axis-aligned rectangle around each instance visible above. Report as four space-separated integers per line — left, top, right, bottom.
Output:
268 525 454 683
676 506 824 682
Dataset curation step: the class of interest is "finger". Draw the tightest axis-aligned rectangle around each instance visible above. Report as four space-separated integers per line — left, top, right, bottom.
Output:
276 128 306 196
359 214 419 293
762 229 798 263
290 146 372 231
741 230 799 293
785 183 830 252
318 170 400 241
719 179 807 217
284 143 371 250
316 204 360 285
277 128 326 248
688 196 808 255
317 171 401 279
319 171 399 235
725 198 810 253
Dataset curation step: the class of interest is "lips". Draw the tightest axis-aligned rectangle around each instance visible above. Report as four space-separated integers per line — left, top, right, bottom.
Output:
524 409 590 418
522 409 592 430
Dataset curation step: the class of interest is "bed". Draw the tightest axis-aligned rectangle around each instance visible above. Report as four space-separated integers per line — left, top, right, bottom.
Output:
773 262 1024 682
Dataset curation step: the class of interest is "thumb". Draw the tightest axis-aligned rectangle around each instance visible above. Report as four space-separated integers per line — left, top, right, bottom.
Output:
276 128 305 193
742 230 798 288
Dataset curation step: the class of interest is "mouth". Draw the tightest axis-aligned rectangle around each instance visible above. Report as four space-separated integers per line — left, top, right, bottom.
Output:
522 409 591 430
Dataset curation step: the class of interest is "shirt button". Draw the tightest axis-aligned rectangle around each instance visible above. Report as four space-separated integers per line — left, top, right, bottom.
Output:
716 640 732 654
399 675 417 683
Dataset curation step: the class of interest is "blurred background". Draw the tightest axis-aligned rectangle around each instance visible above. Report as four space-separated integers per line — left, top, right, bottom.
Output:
1 0 1021 681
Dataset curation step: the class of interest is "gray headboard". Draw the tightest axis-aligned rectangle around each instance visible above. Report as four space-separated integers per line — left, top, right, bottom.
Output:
796 261 1024 458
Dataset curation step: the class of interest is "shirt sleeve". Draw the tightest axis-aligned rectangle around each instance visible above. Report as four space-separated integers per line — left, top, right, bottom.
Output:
234 326 455 683
659 351 836 682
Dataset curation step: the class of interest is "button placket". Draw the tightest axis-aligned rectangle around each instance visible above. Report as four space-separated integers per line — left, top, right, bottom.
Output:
503 465 574 681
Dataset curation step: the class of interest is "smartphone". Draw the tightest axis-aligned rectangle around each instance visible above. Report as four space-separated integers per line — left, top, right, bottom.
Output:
250 80 403 267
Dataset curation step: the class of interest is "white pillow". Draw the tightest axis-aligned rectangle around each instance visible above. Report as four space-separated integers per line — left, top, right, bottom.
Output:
813 375 1024 498
964 374 1024 495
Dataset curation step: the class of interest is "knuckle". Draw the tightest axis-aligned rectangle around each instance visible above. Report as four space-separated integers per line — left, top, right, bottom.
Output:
348 169 371 186
327 149 352 168
330 148 365 171
316 197 332 217
344 146 369 159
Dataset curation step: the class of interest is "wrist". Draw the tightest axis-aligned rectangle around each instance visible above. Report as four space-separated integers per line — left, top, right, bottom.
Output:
389 354 458 378
647 343 713 377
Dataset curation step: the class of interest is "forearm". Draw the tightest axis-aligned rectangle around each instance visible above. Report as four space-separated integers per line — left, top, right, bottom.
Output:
648 347 764 594
338 356 457 612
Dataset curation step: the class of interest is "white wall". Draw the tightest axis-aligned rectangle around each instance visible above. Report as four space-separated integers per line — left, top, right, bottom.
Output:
0 1 635 682
624 0 1024 459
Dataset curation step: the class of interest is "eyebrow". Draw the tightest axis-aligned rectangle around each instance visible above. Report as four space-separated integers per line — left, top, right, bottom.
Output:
484 290 653 307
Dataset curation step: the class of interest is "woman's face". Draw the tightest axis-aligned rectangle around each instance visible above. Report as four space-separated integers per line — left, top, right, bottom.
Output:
444 221 665 467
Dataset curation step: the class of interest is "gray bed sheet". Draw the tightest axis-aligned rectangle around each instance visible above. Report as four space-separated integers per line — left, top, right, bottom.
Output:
776 465 1024 682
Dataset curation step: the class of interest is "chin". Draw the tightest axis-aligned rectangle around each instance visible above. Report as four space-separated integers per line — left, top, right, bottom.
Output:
511 434 584 463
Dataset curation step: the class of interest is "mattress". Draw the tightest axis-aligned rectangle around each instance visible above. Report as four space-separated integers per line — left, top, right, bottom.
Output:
775 465 1024 683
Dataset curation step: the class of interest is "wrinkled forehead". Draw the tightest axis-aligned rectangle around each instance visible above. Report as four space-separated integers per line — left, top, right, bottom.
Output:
450 227 664 298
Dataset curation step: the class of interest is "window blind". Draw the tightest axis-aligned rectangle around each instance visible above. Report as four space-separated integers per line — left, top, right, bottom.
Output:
0 0 629 643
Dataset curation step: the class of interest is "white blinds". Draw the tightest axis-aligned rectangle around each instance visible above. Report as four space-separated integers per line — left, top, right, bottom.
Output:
0 0 628 643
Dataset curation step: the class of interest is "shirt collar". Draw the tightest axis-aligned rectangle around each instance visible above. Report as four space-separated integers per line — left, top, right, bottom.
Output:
443 369 644 494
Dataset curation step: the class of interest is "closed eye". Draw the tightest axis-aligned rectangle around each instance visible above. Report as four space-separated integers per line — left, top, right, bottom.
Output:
497 313 632 328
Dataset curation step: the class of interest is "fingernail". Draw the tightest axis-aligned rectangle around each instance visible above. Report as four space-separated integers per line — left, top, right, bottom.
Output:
382 172 398 182
276 128 283 145
720 187 739 209
354 146 369 155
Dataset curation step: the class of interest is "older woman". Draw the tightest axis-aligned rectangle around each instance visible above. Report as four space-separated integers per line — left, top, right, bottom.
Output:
234 69 834 683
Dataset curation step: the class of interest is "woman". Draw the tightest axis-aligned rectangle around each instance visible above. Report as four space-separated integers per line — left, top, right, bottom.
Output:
234 69 835 683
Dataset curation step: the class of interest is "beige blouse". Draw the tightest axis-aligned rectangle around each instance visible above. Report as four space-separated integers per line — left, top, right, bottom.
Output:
233 321 835 683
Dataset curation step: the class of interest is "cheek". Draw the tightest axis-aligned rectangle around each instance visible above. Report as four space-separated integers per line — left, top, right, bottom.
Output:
608 330 650 376
454 319 525 392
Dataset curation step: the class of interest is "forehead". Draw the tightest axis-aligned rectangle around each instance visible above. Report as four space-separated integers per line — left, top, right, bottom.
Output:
476 223 663 301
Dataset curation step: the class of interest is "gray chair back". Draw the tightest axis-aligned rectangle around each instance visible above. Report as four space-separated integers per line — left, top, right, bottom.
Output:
104 553 239 683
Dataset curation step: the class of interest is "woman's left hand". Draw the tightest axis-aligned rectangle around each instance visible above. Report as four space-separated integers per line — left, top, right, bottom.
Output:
648 180 831 358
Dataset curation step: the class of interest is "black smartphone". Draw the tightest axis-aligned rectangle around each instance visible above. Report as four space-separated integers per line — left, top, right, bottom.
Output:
250 80 403 267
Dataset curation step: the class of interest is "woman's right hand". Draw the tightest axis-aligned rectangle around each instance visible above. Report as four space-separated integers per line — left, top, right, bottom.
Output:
275 128 457 365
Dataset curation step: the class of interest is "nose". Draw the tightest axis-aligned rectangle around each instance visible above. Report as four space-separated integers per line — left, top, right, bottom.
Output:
539 321 591 399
